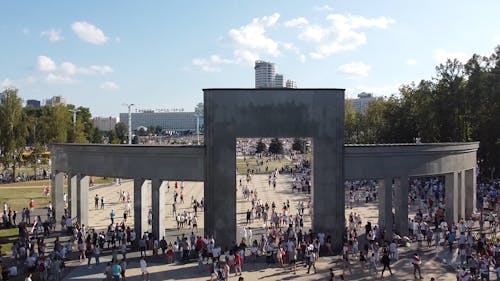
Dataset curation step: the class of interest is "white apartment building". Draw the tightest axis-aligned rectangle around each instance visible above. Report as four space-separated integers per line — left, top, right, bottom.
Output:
92 116 117 131
255 60 297 88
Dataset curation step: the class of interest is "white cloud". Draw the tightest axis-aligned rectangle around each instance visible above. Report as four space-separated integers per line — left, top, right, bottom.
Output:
1 76 37 90
302 14 395 59
227 12 281 61
36 56 113 77
406 58 417 65
284 17 309 27
37 55 57 72
314 5 334 11
60 62 77 75
100 81 119 90
79 65 114 75
1 78 14 89
193 13 281 71
45 73 75 84
299 26 329 43
71 21 108 45
337 62 371 77
433 49 469 64
40 29 64 42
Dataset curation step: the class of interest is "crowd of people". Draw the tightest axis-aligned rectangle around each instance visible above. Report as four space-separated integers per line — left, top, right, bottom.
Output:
1 159 500 280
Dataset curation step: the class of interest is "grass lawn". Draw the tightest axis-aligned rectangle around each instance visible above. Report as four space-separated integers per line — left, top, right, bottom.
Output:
236 156 294 175
0 187 52 211
91 176 117 185
0 228 19 254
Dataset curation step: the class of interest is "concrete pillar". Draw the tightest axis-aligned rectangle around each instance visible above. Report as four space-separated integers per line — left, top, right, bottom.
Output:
151 178 165 240
445 172 459 224
51 171 65 230
205 137 236 248
394 176 409 236
312 137 345 253
76 175 89 227
457 171 465 220
378 177 393 240
465 168 477 218
134 178 146 235
69 174 78 218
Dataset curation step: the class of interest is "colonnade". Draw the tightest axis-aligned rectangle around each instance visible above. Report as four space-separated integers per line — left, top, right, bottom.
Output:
51 173 168 241
375 167 477 238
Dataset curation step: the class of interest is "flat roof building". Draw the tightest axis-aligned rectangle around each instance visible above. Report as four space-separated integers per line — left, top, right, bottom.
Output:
119 111 203 133
93 116 117 131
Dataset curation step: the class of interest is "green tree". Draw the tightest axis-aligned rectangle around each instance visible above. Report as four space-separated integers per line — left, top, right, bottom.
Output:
268 138 283 154
255 139 266 153
0 88 27 177
344 100 359 144
114 122 127 144
292 138 306 153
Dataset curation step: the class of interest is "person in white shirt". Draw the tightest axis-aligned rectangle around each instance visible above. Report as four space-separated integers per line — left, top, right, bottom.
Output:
389 241 398 260
140 256 150 281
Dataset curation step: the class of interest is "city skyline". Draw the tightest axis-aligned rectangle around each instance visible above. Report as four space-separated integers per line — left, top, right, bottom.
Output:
1 1 499 117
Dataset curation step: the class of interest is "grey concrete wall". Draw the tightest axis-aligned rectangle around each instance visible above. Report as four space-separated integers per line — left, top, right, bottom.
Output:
50 144 205 180
204 88 345 250
344 143 478 179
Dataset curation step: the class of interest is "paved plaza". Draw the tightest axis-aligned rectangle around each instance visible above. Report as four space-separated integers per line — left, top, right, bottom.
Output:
56 174 460 280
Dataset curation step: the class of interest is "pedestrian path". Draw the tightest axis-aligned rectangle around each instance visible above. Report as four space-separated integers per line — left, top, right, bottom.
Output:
58 174 463 280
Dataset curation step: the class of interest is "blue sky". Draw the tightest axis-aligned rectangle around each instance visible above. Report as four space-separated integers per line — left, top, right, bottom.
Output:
1 1 499 117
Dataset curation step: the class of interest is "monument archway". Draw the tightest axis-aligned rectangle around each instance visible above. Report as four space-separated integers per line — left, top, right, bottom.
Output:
203 88 345 250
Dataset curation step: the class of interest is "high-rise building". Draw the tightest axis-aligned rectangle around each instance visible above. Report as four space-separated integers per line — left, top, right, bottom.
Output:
254 60 276 88
44 95 66 106
352 92 376 113
26 99 41 108
286 79 297 89
274 74 284 88
254 60 297 88
93 116 117 131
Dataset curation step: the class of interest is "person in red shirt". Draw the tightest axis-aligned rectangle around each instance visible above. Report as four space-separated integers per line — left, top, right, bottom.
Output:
29 198 35 210
235 252 243 276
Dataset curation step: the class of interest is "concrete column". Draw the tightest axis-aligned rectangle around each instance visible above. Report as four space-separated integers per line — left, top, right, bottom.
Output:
312 137 345 253
151 178 165 240
68 174 78 218
51 171 65 230
445 172 459 224
457 171 466 220
76 175 89 227
133 178 146 235
378 177 393 240
465 168 477 218
394 176 409 236
205 137 236 248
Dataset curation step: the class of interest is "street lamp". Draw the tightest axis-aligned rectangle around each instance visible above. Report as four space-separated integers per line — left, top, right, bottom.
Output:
69 108 79 130
194 113 200 145
122 103 134 144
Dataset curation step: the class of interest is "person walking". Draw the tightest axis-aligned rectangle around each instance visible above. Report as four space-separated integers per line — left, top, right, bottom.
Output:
412 253 423 279
380 252 392 277
140 256 150 281
111 260 121 281
307 250 317 274
234 252 243 276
